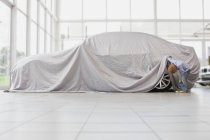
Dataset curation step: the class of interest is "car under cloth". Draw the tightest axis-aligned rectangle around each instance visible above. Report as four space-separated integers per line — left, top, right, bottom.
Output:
9 32 200 92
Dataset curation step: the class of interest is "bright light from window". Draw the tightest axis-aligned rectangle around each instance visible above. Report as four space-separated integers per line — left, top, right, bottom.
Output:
131 0 154 19
107 22 130 32
39 29 45 54
84 22 106 36
181 22 203 38
17 0 27 13
8 0 13 3
181 0 202 19
46 35 51 53
0 1 10 87
52 0 56 14
107 0 129 19
60 0 82 20
39 6 45 28
16 12 26 60
60 23 83 37
204 0 210 19
46 0 51 10
31 0 37 22
31 22 37 55
206 42 210 60
46 13 51 33
158 22 180 38
157 0 179 19
84 0 106 19
132 22 154 34
167 40 181 44
63 39 83 50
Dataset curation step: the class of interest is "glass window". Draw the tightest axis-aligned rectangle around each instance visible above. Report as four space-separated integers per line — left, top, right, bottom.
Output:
39 6 45 29
46 0 51 10
84 22 106 36
46 13 51 34
60 0 82 20
60 23 82 38
107 0 129 19
63 38 83 50
167 40 181 44
206 42 210 60
46 35 51 53
131 0 153 19
108 22 130 32
204 0 210 19
181 0 202 19
0 2 11 88
204 22 210 39
52 0 56 14
31 22 37 55
31 0 37 22
16 12 26 60
84 0 106 19
41 0 45 4
181 41 202 61
51 20 55 38
132 22 154 34
158 22 180 39
39 29 45 54
181 22 203 39
51 38 55 52
8 0 13 3
157 0 179 19
17 0 27 14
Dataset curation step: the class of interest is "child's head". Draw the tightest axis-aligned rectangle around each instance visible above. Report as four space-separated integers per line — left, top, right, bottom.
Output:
168 63 177 74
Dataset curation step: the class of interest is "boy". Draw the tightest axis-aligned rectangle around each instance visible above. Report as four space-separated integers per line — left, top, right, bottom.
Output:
167 56 190 93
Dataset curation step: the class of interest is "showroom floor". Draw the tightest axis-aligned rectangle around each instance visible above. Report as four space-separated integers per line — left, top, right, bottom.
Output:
0 87 210 140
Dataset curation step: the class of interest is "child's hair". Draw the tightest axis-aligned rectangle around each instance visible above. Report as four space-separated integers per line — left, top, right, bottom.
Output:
168 63 177 73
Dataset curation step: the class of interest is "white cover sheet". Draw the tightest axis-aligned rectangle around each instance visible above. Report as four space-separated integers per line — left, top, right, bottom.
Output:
10 32 200 92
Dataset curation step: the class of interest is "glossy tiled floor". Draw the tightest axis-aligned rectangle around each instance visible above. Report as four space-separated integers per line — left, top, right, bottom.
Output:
0 87 210 140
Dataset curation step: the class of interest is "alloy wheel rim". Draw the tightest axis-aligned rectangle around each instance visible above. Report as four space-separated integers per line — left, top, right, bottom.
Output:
155 74 171 89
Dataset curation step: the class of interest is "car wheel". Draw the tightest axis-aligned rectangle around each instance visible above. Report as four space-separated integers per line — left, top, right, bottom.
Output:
154 73 172 91
198 83 208 86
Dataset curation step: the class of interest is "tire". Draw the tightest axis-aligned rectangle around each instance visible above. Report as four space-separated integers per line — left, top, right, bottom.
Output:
199 83 208 86
153 73 172 92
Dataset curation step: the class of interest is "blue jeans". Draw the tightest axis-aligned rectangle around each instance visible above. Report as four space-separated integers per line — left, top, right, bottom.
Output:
178 71 190 92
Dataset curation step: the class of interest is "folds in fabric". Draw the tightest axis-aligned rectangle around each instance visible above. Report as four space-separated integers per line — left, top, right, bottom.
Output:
10 32 200 92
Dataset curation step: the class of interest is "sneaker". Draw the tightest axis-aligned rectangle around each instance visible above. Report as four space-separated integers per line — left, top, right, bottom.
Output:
175 90 184 93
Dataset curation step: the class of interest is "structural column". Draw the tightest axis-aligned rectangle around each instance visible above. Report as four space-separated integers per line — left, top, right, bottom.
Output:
10 0 17 67
26 0 31 56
